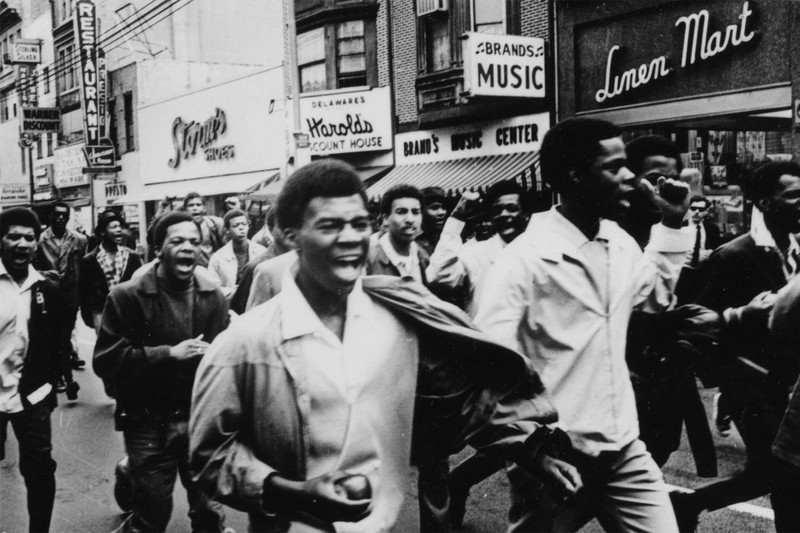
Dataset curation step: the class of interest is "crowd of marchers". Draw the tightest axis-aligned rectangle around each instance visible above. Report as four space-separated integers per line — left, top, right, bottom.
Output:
2 117 800 533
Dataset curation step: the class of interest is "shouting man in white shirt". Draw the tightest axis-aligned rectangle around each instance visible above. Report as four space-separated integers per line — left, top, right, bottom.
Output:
475 117 693 532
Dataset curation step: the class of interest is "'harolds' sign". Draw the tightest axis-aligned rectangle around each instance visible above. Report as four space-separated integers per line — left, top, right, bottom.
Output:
463 33 546 98
595 1 756 104
298 87 392 155
74 0 100 145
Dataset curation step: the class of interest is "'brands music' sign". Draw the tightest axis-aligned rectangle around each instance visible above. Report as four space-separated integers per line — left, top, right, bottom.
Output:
463 33 546 99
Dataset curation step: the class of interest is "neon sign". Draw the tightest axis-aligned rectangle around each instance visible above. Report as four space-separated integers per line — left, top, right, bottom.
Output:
595 2 756 104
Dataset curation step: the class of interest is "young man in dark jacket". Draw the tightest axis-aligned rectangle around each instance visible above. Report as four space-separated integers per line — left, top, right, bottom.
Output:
78 210 142 331
0 207 66 533
93 211 231 533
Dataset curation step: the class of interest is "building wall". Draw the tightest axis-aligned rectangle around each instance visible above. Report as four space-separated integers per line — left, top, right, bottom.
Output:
521 0 550 39
390 0 417 127
109 62 137 155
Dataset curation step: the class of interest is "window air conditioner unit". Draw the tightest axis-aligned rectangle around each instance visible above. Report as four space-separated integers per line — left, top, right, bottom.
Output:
417 0 447 16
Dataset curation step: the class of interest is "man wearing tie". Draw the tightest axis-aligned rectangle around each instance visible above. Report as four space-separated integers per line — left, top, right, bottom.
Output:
688 196 721 267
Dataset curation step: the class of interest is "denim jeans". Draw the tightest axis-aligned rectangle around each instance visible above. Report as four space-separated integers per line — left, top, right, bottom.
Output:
120 418 225 533
0 400 57 533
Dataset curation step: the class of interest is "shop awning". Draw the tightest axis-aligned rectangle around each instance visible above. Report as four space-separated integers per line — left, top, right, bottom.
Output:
113 171 276 204
367 152 539 198
246 165 392 202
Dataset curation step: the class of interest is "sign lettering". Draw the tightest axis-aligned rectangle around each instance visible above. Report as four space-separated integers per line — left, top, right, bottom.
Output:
74 0 100 145
21 107 61 134
595 1 757 104
298 87 392 155
168 108 231 168
395 113 549 164
463 33 546 98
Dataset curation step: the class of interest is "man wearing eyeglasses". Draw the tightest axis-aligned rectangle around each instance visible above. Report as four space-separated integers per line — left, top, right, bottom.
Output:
36 202 88 394
688 196 721 267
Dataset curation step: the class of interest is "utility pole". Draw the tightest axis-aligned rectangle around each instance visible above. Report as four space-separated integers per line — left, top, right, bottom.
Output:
286 0 311 173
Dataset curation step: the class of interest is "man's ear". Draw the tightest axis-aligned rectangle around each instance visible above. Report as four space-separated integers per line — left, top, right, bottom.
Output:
756 196 772 214
563 168 582 192
282 227 299 250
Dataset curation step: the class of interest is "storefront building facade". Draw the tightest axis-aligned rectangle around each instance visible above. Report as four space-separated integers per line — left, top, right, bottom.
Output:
374 0 554 202
556 0 800 237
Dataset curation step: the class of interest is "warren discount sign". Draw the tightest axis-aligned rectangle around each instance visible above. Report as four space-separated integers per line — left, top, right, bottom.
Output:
21 107 61 134
463 32 546 98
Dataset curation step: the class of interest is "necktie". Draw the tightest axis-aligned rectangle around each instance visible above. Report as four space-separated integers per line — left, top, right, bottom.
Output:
691 224 702 267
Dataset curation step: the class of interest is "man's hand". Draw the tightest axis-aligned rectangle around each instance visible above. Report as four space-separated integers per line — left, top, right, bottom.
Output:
640 177 690 229
264 471 372 524
169 334 210 360
451 191 481 221
532 453 583 503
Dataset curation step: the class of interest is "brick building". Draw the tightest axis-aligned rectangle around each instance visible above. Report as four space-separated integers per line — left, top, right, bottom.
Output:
369 0 554 201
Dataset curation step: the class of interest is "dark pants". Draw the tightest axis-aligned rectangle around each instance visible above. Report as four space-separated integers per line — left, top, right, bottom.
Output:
59 305 79 381
417 457 452 532
0 401 57 533
120 418 225 533
690 372 796 526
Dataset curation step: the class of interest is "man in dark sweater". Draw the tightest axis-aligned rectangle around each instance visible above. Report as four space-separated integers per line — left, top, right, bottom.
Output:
93 211 231 533
0 207 65 533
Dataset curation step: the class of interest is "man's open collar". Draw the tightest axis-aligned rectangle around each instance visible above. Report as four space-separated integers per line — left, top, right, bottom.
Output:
280 258 369 341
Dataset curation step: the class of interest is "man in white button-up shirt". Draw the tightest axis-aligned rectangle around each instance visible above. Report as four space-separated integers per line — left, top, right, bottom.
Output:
475 118 693 532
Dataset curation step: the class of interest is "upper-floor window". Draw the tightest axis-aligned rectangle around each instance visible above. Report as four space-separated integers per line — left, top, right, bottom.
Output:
297 19 375 93
472 0 505 34
57 44 78 93
60 0 73 23
123 91 135 152
418 0 513 75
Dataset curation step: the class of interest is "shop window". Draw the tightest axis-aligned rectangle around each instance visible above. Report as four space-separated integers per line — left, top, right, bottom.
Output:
46 133 53 157
36 136 43 160
297 19 375 93
123 92 135 152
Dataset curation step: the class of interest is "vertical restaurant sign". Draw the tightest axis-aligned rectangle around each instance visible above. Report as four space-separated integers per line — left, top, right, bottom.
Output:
97 49 107 139
298 87 392 155
74 0 100 145
462 33 546 98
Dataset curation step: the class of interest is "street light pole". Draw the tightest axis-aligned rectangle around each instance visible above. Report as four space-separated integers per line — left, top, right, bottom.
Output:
287 0 310 172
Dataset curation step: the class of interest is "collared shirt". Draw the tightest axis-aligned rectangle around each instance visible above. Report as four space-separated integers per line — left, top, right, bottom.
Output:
426 217 509 316
0 262 47 413
96 246 131 289
278 265 418 532
475 206 692 455
750 206 800 280
379 232 422 283
207 240 267 294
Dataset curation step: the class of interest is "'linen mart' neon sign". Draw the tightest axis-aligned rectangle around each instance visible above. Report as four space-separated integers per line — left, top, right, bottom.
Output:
595 1 756 104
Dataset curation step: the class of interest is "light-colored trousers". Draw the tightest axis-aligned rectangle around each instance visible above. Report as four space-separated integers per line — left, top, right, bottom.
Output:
507 438 678 533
